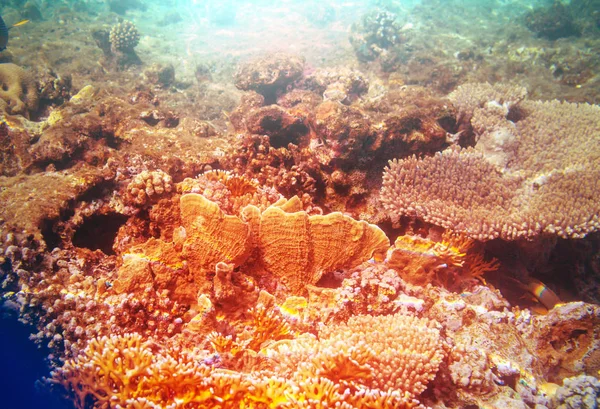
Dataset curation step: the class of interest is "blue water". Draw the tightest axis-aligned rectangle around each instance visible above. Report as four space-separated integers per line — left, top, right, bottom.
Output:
0 314 70 409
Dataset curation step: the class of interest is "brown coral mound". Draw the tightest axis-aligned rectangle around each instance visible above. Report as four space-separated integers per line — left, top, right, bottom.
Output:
380 87 600 240
233 53 305 102
0 63 39 116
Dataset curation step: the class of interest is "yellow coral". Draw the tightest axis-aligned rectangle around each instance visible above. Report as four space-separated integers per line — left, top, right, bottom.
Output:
387 232 497 289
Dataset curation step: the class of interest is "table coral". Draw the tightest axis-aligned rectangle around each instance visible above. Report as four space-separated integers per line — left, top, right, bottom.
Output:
0 63 39 117
380 85 600 240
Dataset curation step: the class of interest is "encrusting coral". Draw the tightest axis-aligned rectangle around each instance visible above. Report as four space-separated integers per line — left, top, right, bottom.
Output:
380 84 600 240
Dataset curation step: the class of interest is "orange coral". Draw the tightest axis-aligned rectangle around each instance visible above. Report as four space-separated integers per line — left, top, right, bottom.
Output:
176 193 389 295
387 232 497 290
203 169 258 197
53 319 439 409
52 333 253 409
178 193 253 275
242 199 390 294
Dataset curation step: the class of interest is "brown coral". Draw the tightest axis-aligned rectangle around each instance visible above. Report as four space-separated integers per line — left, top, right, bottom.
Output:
0 63 39 116
109 20 141 52
380 93 600 240
126 170 173 206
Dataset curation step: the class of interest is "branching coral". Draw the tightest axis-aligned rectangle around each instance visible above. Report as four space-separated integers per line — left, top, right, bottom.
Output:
52 333 252 409
380 89 600 240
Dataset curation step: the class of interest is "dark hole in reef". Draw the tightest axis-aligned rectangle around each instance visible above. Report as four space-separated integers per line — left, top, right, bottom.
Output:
41 218 63 251
437 115 457 133
507 105 527 123
269 124 308 148
72 213 128 255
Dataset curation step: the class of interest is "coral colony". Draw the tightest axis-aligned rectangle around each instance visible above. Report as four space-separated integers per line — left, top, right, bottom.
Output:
0 1 600 409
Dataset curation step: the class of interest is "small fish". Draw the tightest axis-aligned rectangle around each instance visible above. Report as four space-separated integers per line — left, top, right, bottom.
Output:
0 16 30 52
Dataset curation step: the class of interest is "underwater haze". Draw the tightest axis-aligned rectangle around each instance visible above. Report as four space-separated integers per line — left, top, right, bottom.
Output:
0 0 600 408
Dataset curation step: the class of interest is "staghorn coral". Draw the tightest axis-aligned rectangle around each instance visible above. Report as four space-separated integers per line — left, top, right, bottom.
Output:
380 91 600 240
51 333 252 409
51 313 444 409
0 63 39 117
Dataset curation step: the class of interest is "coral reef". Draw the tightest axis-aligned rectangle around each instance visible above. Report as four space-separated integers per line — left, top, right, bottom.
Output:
0 1 599 408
